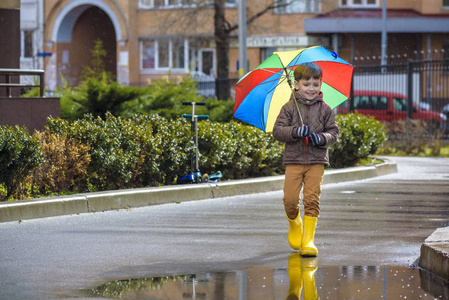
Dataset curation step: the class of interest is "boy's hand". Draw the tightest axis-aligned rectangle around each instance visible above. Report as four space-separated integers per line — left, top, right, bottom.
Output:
309 133 322 146
296 125 310 137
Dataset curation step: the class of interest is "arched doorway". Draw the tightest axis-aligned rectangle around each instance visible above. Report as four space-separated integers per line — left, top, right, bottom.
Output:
56 5 116 86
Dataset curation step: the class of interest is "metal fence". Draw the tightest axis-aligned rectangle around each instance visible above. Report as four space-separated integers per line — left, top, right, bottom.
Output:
195 78 240 100
196 60 449 139
0 68 45 97
346 60 449 139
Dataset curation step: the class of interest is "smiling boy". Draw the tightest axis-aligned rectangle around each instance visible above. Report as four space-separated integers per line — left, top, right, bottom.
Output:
272 62 339 256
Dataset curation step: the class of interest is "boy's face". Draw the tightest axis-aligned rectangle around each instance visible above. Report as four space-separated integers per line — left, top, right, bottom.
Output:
294 77 322 100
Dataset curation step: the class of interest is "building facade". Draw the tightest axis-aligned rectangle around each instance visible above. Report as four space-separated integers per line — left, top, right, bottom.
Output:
305 0 449 65
20 0 45 85
37 0 449 92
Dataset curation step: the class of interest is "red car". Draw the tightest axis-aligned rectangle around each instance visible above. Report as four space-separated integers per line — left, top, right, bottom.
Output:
336 91 447 127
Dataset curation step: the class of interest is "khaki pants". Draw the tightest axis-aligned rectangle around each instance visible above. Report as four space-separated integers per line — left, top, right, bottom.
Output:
283 164 324 219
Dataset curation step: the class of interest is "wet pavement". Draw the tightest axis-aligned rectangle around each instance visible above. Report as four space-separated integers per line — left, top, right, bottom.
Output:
84 263 444 299
0 156 448 299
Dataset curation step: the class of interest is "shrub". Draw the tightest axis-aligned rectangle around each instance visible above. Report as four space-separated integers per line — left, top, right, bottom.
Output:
1 111 391 200
58 74 148 121
0 125 43 199
48 114 147 191
120 76 205 120
128 114 191 186
204 98 235 122
330 113 388 168
197 121 284 179
32 130 91 195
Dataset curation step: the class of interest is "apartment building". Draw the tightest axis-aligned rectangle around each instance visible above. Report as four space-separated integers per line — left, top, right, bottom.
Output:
40 0 449 92
305 0 449 65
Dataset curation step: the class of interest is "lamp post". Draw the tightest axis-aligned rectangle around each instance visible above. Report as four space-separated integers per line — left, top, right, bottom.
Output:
381 0 387 66
238 0 248 78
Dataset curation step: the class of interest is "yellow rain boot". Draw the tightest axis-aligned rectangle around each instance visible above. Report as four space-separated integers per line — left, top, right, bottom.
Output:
301 257 319 300
287 212 302 250
301 216 318 256
286 253 303 300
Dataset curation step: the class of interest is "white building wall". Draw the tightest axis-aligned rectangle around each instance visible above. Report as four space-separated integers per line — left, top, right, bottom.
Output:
20 0 45 85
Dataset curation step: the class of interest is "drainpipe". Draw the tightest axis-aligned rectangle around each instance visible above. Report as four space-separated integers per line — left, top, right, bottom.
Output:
333 33 338 54
381 0 387 66
426 33 431 108
238 0 248 78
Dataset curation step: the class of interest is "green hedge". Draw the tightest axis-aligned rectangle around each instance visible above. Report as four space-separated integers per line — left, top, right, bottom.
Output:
329 113 388 168
0 125 43 199
57 74 236 123
0 113 387 200
44 113 285 192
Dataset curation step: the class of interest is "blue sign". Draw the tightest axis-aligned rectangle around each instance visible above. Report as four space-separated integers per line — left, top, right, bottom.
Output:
37 52 52 57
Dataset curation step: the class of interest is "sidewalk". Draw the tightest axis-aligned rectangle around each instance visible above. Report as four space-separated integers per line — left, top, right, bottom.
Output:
0 157 447 283
0 158 397 223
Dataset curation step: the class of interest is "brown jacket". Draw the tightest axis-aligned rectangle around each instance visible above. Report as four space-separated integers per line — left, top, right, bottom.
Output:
272 91 339 167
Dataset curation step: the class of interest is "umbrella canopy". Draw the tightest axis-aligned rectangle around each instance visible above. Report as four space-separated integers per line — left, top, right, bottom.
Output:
234 46 354 132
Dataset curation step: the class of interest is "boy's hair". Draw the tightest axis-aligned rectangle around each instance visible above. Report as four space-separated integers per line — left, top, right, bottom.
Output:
294 62 323 81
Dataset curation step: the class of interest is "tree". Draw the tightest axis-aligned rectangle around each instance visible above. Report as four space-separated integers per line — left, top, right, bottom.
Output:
214 0 281 79
82 39 111 81
213 0 283 99
149 0 290 99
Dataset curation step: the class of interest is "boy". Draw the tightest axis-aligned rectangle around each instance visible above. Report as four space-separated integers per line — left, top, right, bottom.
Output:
273 62 339 256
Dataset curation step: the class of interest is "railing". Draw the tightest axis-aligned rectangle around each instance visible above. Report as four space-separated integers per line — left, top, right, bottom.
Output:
0 68 45 97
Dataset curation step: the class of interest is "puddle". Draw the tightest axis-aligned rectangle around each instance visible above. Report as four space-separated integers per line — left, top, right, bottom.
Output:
84 255 448 299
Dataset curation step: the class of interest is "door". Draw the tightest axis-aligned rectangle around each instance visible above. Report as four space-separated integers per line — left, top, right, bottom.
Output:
198 49 215 77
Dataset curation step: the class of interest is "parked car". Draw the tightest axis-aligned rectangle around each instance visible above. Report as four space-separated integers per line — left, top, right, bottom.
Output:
336 90 447 129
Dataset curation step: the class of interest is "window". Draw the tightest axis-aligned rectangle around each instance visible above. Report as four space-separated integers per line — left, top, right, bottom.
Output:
158 39 169 68
139 0 236 9
275 0 320 13
340 0 377 7
444 40 449 74
141 38 189 71
261 47 276 63
173 39 185 69
393 97 408 112
142 40 155 69
353 96 369 109
22 30 33 58
368 96 387 110
353 96 387 110
140 0 181 8
444 0 449 8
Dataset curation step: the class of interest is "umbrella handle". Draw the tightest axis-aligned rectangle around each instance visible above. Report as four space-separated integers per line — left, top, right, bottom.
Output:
284 67 306 145
292 92 304 125
283 66 305 125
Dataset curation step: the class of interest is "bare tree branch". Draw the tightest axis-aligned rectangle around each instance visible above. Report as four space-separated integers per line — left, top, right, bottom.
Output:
227 0 292 33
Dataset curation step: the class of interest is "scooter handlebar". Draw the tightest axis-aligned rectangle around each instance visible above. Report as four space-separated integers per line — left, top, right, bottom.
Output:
182 102 206 106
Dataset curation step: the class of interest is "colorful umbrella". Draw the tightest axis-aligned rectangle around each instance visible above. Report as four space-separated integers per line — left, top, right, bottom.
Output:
234 46 354 132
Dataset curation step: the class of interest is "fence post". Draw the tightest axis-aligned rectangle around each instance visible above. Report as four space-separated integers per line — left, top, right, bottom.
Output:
6 73 11 97
407 61 414 119
349 71 354 113
39 71 45 97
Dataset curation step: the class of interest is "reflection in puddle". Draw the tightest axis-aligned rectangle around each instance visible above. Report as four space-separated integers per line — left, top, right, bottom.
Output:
87 257 448 299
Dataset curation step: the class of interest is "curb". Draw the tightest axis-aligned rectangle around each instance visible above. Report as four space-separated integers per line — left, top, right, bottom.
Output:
0 158 398 223
419 226 449 282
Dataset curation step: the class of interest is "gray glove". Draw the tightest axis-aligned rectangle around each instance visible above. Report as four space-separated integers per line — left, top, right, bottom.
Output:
296 125 310 137
309 133 322 146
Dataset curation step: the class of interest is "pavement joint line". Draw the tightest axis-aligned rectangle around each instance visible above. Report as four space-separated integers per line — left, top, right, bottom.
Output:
0 157 447 282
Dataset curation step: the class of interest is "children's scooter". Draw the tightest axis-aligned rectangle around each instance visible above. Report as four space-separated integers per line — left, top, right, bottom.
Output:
177 102 223 184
